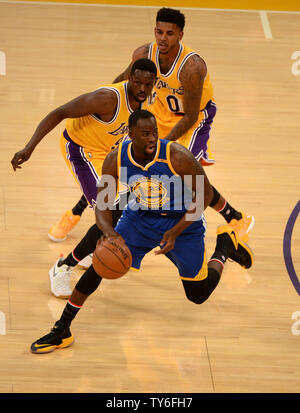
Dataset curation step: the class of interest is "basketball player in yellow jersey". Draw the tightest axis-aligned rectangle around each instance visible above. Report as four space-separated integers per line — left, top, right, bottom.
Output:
11 58 156 207
10 58 157 295
113 8 254 238
145 39 215 162
114 7 215 167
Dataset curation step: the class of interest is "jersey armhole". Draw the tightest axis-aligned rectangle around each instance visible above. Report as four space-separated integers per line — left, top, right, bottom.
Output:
166 142 179 176
176 52 201 82
90 87 121 124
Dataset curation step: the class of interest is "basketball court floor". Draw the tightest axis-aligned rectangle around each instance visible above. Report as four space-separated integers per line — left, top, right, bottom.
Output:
0 0 300 394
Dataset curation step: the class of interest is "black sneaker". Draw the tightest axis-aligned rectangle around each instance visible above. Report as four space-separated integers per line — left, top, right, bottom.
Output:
31 321 74 354
216 225 254 269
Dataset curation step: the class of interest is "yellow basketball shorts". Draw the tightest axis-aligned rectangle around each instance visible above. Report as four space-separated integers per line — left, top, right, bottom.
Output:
60 130 106 207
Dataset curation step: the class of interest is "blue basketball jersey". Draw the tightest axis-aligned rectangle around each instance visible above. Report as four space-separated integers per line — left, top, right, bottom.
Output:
117 139 193 216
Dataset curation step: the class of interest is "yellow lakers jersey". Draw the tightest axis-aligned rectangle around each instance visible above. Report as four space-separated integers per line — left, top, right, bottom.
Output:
65 81 134 152
148 42 214 114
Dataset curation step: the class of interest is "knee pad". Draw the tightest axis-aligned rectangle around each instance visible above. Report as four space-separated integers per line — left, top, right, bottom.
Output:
73 224 102 259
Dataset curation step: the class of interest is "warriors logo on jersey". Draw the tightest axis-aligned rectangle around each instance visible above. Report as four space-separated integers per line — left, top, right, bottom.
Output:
114 138 207 281
130 176 170 209
118 138 193 215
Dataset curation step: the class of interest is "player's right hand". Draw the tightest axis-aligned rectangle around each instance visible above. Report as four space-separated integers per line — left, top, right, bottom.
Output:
11 147 33 171
99 231 125 244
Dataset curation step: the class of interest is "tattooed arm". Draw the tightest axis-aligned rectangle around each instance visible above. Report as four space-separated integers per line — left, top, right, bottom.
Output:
164 54 207 141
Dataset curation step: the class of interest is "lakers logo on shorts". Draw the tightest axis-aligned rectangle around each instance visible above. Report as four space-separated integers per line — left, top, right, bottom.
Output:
131 176 169 209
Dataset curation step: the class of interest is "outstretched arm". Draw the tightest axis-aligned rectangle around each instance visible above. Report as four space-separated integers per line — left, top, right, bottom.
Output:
11 89 117 170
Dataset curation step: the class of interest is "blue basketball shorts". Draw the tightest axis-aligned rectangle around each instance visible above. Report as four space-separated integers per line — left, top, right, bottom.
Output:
114 208 208 281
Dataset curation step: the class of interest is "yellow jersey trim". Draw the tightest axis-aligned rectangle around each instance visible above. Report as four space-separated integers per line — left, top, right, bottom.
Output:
127 140 161 171
90 86 121 125
129 267 140 272
166 141 179 176
116 140 124 196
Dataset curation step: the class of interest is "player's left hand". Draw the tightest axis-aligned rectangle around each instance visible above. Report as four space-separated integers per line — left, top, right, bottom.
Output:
155 229 177 255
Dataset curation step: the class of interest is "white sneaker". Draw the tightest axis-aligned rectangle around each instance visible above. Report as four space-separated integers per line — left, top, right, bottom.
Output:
49 257 72 298
78 253 93 269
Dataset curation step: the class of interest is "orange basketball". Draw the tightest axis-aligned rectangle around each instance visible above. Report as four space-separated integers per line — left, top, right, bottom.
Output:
92 237 132 279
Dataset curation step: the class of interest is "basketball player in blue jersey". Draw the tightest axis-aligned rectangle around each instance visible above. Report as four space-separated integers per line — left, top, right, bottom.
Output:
36 8 255 300
53 7 254 248
11 58 157 297
30 110 253 354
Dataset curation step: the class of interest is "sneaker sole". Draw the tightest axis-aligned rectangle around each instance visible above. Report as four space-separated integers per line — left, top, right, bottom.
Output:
242 215 255 243
48 233 67 243
78 264 90 270
31 336 74 354
78 255 93 269
245 215 255 234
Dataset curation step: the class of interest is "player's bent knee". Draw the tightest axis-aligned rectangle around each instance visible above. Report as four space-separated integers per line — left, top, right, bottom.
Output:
75 265 102 296
181 268 221 304
184 287 211 305
186 293 210 305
